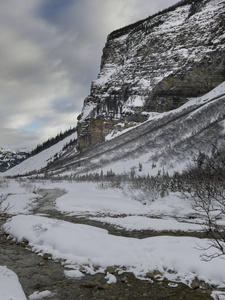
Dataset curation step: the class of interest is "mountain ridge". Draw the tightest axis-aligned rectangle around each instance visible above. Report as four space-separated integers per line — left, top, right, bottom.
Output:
107 0 208 41
0 147 28 172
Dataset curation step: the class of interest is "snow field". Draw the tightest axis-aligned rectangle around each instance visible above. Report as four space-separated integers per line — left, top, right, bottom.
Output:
3 214 225 290
1 179 225 299
0 180 38 215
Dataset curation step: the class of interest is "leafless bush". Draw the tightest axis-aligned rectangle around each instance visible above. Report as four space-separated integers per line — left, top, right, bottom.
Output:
183 146 225 260
0 178 9 189
123 173 169 204
16 178 38 194
0 193 10 214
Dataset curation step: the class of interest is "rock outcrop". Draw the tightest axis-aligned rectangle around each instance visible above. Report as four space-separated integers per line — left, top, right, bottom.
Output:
77 0 225 149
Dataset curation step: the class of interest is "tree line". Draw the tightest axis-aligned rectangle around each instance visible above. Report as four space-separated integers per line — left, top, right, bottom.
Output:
29 127 76 157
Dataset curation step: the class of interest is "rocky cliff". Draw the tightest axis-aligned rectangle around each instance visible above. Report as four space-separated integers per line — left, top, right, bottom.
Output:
77 0 225 149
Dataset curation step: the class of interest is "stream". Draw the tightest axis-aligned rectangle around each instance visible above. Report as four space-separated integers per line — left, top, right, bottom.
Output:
0 189 215 299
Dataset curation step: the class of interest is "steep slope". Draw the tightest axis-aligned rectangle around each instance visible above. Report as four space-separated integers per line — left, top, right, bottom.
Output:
2 127 77 176
5 82 224 177
4 132 77 177
77 0 225 149
46 82 225 176
0 148 28 172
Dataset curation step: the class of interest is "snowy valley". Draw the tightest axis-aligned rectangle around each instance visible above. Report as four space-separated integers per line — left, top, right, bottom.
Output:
1 177 225 299
0 0 225 299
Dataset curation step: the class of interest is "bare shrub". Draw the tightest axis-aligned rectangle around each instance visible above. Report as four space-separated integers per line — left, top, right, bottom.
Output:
123 174 169 204
183 147 225 260
0 193 10 214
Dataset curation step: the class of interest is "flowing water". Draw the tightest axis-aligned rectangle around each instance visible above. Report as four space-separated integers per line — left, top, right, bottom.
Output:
0 189 216 299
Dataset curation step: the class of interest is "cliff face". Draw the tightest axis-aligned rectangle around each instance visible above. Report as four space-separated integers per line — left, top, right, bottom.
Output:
78 0 225 149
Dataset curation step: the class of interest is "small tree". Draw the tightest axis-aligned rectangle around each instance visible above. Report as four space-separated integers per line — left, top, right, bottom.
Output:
184 147 225 260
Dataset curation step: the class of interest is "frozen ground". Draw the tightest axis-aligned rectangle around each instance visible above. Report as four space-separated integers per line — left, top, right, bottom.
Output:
1 179 225 299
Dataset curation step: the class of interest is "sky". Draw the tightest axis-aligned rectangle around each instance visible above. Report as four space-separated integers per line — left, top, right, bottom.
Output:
0 0 179 151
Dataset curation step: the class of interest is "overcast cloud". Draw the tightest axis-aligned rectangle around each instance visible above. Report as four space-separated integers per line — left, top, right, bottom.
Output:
0 0 179 150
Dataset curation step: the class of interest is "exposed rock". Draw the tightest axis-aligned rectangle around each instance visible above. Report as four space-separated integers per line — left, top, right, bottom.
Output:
121 276 128 283
77 0 225 149
77 118 118 149
146 270 163 280
42 253 53 260
191 278 200 289
77 118 139 149
106 267 117 274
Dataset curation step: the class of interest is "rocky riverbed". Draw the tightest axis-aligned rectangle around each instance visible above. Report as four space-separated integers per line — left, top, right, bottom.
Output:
0 188 220 299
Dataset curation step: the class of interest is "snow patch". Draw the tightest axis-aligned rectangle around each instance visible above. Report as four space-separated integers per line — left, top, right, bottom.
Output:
28 290 53 300
0 266 27 300
64 269 84 279
105 272 117 284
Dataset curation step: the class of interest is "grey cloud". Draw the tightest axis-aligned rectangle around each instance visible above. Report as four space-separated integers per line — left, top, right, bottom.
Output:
0 0 179 150
0 128 39 150
50 97 79 114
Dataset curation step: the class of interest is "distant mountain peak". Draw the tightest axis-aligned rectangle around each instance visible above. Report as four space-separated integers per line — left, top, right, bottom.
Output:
0 147 29 172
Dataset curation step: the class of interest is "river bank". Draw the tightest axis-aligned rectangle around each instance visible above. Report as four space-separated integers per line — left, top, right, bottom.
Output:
1 184 224 299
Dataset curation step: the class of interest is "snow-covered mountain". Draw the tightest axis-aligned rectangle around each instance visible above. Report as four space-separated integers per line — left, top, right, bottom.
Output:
0 147 28 172
4 82 225 177
77 0 225 149
3 0 225 177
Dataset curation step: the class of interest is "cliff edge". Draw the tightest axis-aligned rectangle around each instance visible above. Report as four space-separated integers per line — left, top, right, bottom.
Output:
77 0 225 149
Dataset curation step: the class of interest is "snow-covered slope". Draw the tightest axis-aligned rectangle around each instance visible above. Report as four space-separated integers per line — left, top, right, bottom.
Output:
4 132 77 176
0 147 28 172
51 82 225 176
5 82 224 177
